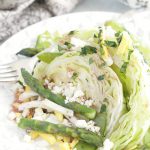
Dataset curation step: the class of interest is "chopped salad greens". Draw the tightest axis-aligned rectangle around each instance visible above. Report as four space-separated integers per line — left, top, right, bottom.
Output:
10 20 150 150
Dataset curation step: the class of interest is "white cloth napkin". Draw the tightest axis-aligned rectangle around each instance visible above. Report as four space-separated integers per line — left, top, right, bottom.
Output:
119 0 150 8
0 0 81 44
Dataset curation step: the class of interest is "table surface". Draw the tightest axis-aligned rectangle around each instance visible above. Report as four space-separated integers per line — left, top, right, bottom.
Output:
73 0 130 13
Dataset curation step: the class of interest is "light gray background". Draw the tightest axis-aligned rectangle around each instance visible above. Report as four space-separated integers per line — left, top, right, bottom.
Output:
73 0 130 13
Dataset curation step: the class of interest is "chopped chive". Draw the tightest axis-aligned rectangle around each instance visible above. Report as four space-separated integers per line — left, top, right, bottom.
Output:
98 27 103 45
94 34 98 38
104 40 117 47
68 30 76 35
97 75 105 81
72 72 78 80
115 31 122 45
80 45 97 55
120 50 133 74
97 27 105 55
64 42 74 49
120 62 128 73
128 49 134 60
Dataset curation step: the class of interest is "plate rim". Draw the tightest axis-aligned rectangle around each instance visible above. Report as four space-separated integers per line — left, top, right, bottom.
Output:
0 11 120 50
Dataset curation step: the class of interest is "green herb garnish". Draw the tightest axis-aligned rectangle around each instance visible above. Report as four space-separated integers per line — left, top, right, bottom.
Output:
80 46 97 55
72 72 78 80
64 42 74 49
94 34 98 38
97 75 105 81
120 62 128 73
115 31 122 45
120 50 133 73
98 27 105 55
68 30 76 35
86 78 89 82
128 49 134 60
98 27 103 45
105 40 117 47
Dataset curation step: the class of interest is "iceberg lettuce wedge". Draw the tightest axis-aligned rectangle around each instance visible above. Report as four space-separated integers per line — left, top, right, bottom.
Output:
105 30 150 150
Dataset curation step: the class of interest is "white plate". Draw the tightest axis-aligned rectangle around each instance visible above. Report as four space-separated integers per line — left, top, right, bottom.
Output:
0 12 119 150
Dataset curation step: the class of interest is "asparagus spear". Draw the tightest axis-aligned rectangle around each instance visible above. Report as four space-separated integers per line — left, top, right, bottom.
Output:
16 48 42 57
74 141 97 150
94 104 107 136
18 118 103 147
21 68 96 119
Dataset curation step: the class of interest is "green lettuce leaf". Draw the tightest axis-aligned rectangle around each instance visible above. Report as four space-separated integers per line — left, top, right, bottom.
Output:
36 31 51 49
37 52 63 63
105 30 150 150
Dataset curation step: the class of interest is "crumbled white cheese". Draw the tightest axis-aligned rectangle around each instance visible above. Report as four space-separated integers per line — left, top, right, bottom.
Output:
75 120 100 134
105 26 116 40
47 82 55 89
44 79 50 85
52 86 63 94
64 84 84 103
8 111 16 120
75 120 87 128
71 37 87 47
64 83 75 94
84 99 93 107
23 134 31 143
22 108 30 117
34 108 43 116
73 89 84 98
86 120 100 133
46 114 60 124
62 119 72 126
99 139 114 150
16 115 22 123
45 80 94 107
19 91 38 101
67 70 74 78
33 108 47 121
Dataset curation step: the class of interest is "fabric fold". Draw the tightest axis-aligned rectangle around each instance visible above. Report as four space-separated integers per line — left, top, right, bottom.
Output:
0 0 81 44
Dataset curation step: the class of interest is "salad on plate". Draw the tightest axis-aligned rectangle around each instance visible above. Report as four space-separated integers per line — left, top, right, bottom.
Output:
9 20 150 150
